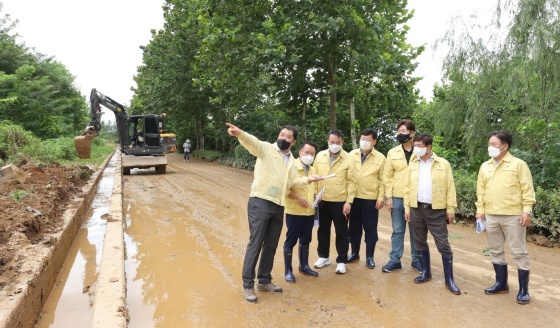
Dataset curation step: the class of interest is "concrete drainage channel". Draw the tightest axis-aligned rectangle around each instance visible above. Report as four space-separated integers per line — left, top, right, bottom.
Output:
0 151 126 328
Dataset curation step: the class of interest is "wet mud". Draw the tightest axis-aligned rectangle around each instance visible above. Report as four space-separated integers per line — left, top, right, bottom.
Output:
122 154 560 327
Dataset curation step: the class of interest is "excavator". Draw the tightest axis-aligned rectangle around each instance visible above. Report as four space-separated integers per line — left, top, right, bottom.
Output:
74 88 167 175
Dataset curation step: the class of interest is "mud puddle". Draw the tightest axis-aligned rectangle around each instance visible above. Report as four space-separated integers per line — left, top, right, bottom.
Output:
35 154 117 327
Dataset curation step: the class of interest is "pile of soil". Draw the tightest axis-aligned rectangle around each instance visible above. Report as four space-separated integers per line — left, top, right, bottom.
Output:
0 163 93 286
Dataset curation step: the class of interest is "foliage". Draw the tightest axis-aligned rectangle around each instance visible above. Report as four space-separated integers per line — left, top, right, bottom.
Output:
132 0 422 154
533 187 560 241
453 170 478 219
0 120 38 161
192 150 223 162
0 5 88 139
422 0 560 190
234 145 256 171
9 190 27 202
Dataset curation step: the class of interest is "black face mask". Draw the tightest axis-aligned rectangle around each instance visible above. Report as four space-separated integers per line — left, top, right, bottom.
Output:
396 133 411 144
276 139 291 150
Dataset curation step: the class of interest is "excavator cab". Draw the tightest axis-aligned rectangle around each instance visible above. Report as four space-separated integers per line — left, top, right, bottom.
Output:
125 115 165 155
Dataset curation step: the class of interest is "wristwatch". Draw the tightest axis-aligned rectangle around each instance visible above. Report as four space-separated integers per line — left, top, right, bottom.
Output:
523 211 533 217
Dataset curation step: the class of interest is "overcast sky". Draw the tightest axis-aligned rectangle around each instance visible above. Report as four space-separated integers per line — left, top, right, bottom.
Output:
3 0 496 106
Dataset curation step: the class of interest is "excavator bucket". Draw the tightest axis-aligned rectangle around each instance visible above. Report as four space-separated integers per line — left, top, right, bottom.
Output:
74 132 95 159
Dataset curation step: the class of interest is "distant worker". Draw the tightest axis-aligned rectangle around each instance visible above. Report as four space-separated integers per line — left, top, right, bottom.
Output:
226 123 323 303
475 130 536 305
183 139 192 162
283 141 320 283
404 133 461 295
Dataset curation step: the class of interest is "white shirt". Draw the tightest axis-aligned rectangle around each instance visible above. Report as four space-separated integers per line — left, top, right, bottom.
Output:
417 155 434 204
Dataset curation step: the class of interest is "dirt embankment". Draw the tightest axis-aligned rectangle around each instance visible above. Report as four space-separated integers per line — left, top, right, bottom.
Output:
0 163 93 289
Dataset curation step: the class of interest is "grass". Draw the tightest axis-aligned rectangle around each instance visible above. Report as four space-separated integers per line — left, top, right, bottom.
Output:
9 190 28 202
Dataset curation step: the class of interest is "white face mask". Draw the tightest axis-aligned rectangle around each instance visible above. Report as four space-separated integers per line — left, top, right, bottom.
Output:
413 147 427 158
488 146 502 158
359 140 372 151
328 144 342 154
300 154 314 166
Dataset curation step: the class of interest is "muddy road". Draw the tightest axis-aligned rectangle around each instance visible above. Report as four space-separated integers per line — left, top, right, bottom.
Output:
122 154 560 327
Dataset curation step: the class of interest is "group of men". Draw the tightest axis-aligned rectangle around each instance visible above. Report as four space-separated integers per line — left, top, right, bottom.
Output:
226 120 535 306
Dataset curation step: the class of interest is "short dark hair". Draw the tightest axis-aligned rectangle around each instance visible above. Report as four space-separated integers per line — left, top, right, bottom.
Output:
327 129 344 139
489 130 512 149
281 125 298 140
300 141 318 153
397 119 415 132
414 133 432 146
361 128 378 140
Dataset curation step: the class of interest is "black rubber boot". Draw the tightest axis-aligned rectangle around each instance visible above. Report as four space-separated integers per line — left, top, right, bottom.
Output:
485 263 509 294
284 247 296 283
365 243 375 269
517 269 530 305
347 243 360 263
414 250 432 283
442 254 461 295
298 244 318 277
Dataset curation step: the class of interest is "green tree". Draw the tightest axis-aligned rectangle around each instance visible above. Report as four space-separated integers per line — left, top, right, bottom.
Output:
426 0 560 187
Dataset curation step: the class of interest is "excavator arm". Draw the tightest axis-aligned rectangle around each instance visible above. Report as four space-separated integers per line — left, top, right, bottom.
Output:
74 88 129 158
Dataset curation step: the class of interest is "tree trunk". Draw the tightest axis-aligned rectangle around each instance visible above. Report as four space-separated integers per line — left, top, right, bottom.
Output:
301 96 308 140
350 96 357 149
327 54 337 129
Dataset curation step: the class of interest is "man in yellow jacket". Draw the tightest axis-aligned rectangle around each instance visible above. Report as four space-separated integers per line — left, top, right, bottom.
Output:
313 129 357 275
381 119 420 273
475 130 536 305
226 123 322 303
283 142 320 283
347 128 386 269
404 133 461 295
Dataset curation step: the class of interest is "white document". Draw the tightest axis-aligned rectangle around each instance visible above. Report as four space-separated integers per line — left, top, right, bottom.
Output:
322 174 337 179
312 187 326 208
476 218 486 233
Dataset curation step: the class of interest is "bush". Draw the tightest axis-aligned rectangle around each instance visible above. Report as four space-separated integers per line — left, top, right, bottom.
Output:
533 187 560 241
234 145 255 171
454 170 478 219
0 121 38 161
193 150 223 161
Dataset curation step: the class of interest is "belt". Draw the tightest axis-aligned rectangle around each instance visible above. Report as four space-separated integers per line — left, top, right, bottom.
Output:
417 202 432 209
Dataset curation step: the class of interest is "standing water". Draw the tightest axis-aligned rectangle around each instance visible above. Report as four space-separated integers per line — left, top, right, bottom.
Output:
35 153 117 327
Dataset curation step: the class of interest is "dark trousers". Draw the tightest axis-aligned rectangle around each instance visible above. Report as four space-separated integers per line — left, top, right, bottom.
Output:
184 151 190 160
317 201 349 263
242 197 284 288
348 198 379 245
284 214 314 248
409 207 452 256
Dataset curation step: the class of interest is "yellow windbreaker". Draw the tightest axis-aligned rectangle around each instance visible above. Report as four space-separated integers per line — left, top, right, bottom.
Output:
285 159 318 216
383 145 417 198
313 149 357 203
349 148 386 201
475 152 536 215
404 153 457 214
238 131 308 206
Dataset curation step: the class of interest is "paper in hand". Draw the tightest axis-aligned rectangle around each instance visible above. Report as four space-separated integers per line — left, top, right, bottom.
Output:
476 218 486 233
322 174 337 179
312 187 325 208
